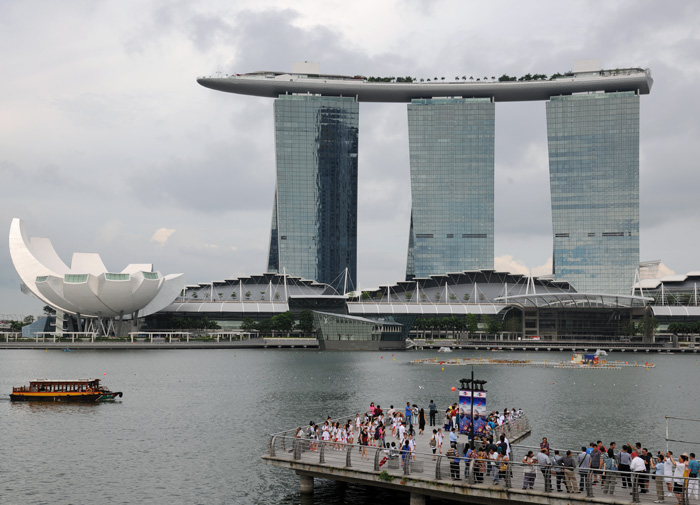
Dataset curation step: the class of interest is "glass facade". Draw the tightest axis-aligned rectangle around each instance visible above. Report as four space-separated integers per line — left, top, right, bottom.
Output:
406 98 494 279
547 91 640 294
267 95 358 292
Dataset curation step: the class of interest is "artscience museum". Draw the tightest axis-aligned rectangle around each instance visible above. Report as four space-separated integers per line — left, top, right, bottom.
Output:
9 218 185 336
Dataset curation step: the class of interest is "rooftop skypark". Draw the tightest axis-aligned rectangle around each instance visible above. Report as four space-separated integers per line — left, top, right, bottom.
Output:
197 65 652 103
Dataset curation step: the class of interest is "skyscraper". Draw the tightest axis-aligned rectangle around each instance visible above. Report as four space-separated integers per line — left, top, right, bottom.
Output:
546 91 640 294
406 98 495 279
267 95 358 291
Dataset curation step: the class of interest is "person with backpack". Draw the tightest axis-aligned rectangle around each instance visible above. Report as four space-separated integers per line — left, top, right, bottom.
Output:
578 446 591 492
602 449 619 495
523 450 537 489
429 429 438 460
446 445 461 480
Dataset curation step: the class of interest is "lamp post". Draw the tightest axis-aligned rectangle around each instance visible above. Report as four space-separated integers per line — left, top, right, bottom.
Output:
460 371 487 449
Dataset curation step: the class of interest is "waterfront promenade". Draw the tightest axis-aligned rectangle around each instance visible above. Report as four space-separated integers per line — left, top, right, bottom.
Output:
1 333 697 352
0 336 318 350
263 416 697 505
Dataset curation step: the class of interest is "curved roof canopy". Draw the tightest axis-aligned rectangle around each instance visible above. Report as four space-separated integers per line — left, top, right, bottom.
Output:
496 292 652 309
9 218 185 318
197 68 653 103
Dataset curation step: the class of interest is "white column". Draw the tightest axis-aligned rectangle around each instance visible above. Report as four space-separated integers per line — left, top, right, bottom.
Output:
409 493 427 505
299 474 314 495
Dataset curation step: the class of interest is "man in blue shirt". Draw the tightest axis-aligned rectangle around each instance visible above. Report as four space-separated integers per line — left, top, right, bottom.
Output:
689 453 699 500
429 400 437 426
405 402 413 425
449 427 458 448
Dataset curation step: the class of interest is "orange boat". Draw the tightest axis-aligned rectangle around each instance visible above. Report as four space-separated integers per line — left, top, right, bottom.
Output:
10 378 123 402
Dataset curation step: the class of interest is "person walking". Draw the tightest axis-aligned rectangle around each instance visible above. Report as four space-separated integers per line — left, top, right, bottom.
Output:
418 408 426 435
429 429 438 460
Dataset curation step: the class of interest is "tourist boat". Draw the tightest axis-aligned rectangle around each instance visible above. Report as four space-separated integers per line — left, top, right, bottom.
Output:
437 346 453 353
10 378 123 402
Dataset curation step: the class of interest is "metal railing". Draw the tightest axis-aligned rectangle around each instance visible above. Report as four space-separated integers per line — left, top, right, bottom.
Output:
266 433 698 504
493 415 531 442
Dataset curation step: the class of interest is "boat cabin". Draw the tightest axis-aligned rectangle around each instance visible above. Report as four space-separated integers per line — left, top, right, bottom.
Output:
13 379 103 394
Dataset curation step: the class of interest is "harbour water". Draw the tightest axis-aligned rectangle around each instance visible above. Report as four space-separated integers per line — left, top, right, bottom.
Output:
0 349 698 504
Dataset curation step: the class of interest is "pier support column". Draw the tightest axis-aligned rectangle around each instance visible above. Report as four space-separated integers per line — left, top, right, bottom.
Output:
410 493 426 505
299 474 314 495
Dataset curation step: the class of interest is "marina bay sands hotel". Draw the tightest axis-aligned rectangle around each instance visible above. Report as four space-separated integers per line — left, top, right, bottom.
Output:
198 61 653 295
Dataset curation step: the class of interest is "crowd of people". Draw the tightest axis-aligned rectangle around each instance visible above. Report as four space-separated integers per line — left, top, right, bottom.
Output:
291 403 698 503
293 401 524 471
523 439 700 504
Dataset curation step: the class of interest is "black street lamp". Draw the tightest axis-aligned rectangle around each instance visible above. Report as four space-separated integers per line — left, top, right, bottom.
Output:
460 371 488 449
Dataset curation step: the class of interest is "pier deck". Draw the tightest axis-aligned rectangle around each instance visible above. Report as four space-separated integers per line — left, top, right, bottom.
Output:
263 415 696 505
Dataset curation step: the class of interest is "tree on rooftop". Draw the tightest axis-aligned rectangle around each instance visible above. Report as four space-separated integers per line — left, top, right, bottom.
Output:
466 313 478 335
296 310 314 334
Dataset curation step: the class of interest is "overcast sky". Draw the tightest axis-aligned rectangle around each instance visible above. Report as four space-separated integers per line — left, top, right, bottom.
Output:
2 0 699 317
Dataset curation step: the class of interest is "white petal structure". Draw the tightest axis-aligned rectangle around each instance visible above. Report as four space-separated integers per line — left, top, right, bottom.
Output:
9 219 185 319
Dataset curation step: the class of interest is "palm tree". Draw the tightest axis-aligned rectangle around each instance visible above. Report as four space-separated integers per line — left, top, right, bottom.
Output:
462 75 467 80
469 76 474 80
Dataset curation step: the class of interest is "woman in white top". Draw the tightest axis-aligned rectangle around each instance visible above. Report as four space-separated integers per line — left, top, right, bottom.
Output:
665 451 675 496
673 454 688 501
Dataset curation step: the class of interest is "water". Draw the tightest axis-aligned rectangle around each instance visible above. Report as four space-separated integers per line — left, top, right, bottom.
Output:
0 348 698 504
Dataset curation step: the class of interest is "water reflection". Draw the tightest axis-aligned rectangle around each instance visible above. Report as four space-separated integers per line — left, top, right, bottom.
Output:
0 349 697 504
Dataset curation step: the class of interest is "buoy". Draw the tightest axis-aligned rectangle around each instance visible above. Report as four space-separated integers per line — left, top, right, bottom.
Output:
552 382 555 384
441 367 444 370
381 356 383 359
393 359 396 361
451 387 456 391
103 373 106 375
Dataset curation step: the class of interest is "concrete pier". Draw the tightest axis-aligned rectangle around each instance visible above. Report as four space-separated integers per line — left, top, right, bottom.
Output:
298 473 314 494
409 493 427 505
263 415 697 504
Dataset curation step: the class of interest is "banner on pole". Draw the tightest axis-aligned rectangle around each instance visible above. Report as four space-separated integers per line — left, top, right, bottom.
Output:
458 390 487 436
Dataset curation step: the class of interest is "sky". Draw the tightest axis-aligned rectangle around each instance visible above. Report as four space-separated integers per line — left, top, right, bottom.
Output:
2 0 699 318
